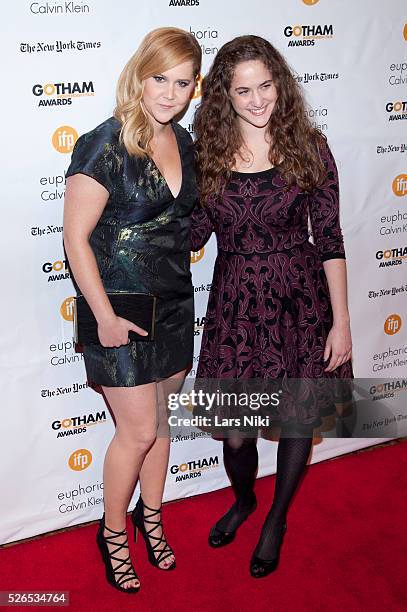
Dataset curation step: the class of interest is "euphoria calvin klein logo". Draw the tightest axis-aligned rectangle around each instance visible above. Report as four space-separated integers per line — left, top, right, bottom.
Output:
189 26 219 56
30 2 91 15
305 107 328 132
388 62 407 86
52 126 78 153
39 172 66 203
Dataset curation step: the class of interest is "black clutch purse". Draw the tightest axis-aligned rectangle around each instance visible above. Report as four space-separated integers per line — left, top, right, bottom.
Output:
73 292 157 345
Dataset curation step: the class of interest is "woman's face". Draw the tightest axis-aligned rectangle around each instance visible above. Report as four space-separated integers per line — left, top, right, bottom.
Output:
228 59 277 129
142 60 196 127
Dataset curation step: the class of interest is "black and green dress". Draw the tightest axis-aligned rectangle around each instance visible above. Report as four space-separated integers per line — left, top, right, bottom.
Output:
65 117 196 387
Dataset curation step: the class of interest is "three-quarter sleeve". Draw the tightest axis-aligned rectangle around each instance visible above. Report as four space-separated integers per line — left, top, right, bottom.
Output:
309 141 346 262
65 127 118 196
191 203 214 251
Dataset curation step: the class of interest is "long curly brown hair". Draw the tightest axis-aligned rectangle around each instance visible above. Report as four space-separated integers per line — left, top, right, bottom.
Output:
194 35 326 202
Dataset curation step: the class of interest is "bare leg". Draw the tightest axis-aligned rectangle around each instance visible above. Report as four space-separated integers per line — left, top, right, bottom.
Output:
138 369 186 568
101 382 158 589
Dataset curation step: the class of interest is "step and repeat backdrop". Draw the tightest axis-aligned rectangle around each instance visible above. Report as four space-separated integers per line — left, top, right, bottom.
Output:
1 0 406 543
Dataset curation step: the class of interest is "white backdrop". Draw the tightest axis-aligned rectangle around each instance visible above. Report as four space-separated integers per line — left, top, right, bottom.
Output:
1 0 407 544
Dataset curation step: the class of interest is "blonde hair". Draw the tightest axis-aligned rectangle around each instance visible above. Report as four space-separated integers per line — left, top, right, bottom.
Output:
114 27 201 157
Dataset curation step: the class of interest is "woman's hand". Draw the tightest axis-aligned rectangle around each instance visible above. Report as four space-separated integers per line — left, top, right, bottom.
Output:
97 315 148 348
324 320 352 372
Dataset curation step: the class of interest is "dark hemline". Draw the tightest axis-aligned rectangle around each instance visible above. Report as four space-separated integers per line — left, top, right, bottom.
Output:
87 361 193 389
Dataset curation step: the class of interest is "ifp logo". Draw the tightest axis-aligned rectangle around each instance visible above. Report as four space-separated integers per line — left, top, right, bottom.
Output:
403 23 407 42
191 248 205 264
384 314 402 335
52 125 78 153
392 174 407 197
60 296 75 321
68 449 92 471
303 0 320 4
193 74 203 99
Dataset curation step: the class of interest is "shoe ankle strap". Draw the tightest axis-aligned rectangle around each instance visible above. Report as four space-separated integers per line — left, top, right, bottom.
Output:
140 498 162 515
103 522 127 537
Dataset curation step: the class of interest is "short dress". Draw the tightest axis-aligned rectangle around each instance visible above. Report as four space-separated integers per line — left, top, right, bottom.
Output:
65 117 197 387
190 140 353 431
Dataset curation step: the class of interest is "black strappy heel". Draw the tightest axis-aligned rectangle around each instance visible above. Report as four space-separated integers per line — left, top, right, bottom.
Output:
96 514 140 593
131 497 176 570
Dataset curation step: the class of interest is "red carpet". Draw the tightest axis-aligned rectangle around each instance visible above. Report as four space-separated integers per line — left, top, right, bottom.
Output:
1 441 406 611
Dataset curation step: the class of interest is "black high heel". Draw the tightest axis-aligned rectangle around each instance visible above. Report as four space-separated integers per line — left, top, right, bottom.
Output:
208 495 257 548
132 497 176 570
96 514 140 593
250 522 287 578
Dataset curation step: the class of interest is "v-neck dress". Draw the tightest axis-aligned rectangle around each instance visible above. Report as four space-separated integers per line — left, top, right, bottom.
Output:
65 116 196 387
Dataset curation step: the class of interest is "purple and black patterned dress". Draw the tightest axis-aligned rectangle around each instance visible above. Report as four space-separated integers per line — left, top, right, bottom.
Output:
191 142 353 429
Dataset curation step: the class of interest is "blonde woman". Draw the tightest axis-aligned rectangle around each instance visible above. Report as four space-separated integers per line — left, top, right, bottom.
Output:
63 28 201 593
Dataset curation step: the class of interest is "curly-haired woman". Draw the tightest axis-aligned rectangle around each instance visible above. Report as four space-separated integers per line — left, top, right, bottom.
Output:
191 35 353 578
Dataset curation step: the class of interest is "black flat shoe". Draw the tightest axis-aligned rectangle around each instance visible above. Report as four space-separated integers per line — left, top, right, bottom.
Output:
96 514 140 593
132 497 176 570
250 523 287 578
208 496 257 548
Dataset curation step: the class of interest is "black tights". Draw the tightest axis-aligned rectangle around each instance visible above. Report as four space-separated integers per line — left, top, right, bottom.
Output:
216 438 258 533
220 432 312 559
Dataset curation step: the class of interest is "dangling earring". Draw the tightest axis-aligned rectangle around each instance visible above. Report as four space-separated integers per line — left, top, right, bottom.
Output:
193 74 202 99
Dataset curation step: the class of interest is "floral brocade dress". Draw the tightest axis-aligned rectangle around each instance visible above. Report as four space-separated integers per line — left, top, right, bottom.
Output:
191 142 353 430
66 117 197 387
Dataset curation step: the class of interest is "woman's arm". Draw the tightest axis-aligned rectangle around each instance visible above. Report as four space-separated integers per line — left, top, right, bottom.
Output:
321 259 352 372
64 174 147 346
309 140 352 371
191 203 214 251
64 175 113 322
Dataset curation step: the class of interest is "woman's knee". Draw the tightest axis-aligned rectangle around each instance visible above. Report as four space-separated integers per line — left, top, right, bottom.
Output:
224 436 256 452
115 427 157 452
224 437 243 451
